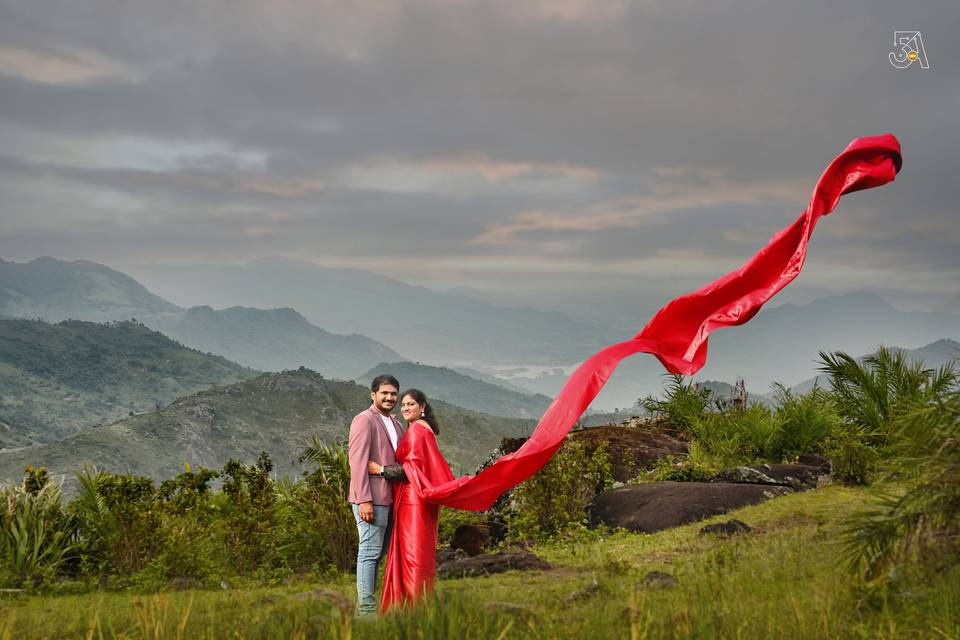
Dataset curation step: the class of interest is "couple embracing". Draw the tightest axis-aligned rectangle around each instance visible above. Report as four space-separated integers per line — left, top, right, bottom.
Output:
348 374 453 616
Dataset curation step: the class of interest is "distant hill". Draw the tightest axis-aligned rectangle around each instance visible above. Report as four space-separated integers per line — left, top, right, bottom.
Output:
790 338 960 394
501 292 960 410
0 319 254 446
0 257 179 321
0 257 405 380
150 306 404 379
125 257 600 365
357 361 553 419
0 369 534 486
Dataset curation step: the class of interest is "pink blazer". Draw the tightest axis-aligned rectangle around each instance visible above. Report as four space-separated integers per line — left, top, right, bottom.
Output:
348 406 407 505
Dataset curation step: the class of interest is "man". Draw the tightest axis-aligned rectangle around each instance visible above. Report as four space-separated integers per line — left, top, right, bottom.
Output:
348 374 407 616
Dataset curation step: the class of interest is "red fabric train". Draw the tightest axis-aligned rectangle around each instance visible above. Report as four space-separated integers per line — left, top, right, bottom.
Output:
423 133 901 512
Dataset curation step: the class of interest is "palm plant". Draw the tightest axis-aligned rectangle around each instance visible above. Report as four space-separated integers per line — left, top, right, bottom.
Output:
640 374 711 434
817 346 958 446
0 471 74 586
298 436 351 501
840 389 960 579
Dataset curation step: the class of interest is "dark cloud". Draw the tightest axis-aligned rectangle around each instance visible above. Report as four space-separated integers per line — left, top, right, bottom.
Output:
0 0 957 311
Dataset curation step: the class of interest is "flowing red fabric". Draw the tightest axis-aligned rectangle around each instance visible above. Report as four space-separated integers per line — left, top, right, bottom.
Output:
381 421 455 613
418 134 902 514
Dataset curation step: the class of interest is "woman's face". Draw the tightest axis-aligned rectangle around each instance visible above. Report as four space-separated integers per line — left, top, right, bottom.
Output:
400 395 423 422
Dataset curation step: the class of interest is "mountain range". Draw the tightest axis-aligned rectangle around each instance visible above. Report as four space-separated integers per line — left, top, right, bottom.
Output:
4 257 959 412
0 318 254 447
357 361 553 419
0 369 534 487
0 258 403 380
124 257 602 365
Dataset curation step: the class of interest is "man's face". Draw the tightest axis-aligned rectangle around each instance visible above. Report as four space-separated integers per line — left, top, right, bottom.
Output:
371 384 398 414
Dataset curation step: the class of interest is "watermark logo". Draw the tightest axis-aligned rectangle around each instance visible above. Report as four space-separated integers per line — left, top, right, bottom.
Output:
889 31 929 69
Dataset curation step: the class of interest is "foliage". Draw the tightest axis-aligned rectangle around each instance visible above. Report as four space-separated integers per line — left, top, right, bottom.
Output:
640 374 710 433
840 390 960 579
505 440 612 541
2 487 959 639
771 384 842 457
644 443 717 483
818 346 959 446
0 467 73 587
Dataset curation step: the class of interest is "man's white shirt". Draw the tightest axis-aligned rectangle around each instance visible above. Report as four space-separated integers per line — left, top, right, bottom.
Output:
379 413 399 451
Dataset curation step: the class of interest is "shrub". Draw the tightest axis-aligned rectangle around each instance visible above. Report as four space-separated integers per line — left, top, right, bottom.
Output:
69 468 161 577
640 374 710 434
818 347 958 447
0 467 73 587
841 390 960 579
772 385 842 458
505 440 612 541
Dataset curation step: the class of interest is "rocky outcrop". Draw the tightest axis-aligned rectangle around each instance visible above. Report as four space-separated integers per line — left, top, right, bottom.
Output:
710 463 825 490
450 524 491 556
570 423 689 481
590 481 791 533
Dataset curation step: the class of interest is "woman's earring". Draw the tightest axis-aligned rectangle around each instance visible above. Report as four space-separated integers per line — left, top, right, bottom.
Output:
420 412 425 418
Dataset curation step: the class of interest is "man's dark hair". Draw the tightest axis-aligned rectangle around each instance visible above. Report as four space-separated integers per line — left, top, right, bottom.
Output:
371 374 400 392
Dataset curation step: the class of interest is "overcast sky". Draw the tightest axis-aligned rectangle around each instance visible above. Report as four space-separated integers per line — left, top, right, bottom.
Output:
1 0 957 316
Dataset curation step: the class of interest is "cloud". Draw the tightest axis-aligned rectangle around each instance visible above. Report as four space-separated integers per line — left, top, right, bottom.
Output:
0 0 956 314
336 154 598 194
470 172 808 245
0 45 140 85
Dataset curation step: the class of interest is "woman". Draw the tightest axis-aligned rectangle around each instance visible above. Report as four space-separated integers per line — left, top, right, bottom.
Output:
367 389 453 612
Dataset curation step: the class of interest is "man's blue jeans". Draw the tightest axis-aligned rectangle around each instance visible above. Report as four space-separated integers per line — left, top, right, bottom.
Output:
352 503 392 615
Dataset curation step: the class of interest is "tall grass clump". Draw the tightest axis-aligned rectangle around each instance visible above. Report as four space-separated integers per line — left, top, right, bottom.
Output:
0 466 73 587
841 389 960 580
640 375 710 433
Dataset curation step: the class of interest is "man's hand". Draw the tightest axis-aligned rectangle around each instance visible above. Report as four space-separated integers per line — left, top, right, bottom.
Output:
358 501 375 523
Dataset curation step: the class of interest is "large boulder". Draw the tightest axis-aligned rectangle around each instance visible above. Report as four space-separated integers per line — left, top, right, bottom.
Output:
570 423 689 481
450 524 491 556
590 481 791 533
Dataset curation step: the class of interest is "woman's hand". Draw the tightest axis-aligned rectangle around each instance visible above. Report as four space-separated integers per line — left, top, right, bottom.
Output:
367 461 384 475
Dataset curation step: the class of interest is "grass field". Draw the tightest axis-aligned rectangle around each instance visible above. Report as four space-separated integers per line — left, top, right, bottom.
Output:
1 485 957 639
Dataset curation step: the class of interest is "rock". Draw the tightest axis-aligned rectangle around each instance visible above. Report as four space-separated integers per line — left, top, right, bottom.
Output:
435 547 468 566
699 519 752 537
710 467 780 485
641 571 679 588
709 464 825 491
590 481 792 533
451 524 491 556
751 463 822 490
569 425 690 481
437 550 552 579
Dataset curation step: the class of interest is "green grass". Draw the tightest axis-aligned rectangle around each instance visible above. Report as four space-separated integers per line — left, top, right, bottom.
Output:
1 485 957 639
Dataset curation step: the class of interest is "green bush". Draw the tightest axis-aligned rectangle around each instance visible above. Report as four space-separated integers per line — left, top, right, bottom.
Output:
505 440 612 541
841 390 960 579
818 347 958 447
772 385 842 458
0 467 73 587
640 374 710 433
